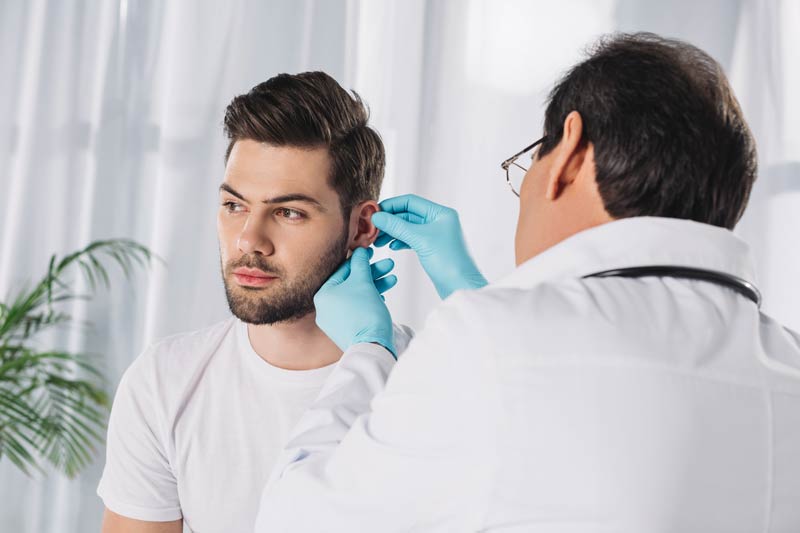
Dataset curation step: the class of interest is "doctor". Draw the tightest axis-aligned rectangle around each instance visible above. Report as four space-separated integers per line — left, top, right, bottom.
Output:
255 33 800 532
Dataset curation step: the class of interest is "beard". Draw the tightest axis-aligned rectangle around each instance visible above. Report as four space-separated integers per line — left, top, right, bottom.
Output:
221 228 350 325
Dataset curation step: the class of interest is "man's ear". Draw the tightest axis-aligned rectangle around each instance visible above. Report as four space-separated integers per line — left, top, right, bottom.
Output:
347 200 380 250
545 110 587 201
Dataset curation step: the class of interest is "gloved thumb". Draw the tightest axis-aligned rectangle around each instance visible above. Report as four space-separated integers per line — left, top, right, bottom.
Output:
348 247 373 281
371 212 420 248
320 257 351 289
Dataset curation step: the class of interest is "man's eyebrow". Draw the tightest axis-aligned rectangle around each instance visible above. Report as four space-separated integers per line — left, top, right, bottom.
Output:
219 182 246 201
263 194 326 211
219 183 326 211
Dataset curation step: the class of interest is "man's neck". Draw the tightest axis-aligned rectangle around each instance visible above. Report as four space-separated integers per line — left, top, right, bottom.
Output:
246 312 343 371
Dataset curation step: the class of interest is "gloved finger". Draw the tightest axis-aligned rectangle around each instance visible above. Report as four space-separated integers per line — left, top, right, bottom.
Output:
389 240 411 251
374 274 398 294
373 210 426 246
378 194 446 220
374 232 394 248
319 257 351 289
370 258 395 280
365 246 375 260
373 213 425 248
388 211 426 225
348 247 373 281
370 212 423 248
373 209 425 230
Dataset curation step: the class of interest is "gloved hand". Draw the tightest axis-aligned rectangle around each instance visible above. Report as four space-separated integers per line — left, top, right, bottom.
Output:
371 194 488 300
314 247 397 358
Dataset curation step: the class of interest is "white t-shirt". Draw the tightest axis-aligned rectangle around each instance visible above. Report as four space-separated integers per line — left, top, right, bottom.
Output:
97 316 414 532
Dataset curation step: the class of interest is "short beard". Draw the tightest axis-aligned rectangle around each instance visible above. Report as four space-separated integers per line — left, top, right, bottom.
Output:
221 228 350 325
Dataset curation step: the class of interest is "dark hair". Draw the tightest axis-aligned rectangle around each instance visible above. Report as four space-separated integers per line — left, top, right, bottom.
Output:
540 32 757 229
223 71 385 215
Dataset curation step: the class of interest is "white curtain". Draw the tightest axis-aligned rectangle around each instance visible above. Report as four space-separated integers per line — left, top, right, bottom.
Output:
1 1 797 531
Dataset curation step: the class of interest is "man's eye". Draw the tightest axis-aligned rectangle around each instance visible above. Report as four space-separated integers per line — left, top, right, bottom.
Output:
276 208 305 221
222 201 244 213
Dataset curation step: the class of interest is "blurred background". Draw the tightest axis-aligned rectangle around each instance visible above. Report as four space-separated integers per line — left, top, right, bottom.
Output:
0 0 798 531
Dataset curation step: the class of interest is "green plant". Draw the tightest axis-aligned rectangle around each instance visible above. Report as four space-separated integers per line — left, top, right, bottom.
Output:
0 239 158 478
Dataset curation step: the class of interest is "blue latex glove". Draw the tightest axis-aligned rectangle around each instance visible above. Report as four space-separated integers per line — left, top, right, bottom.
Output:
313 247 397 358
371 194 488 299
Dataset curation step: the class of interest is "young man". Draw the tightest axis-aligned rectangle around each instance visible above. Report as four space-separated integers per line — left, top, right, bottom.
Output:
97 72 413 532
256 34 800 531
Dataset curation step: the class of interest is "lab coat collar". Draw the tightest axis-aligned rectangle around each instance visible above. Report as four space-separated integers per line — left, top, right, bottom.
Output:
495 216 757 290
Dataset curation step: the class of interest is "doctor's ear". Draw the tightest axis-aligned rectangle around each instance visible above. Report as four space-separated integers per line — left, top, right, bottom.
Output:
545 110 587 201
347 200 380 250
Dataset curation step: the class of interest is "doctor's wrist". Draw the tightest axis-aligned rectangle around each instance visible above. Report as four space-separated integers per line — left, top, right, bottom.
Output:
351 336 395 360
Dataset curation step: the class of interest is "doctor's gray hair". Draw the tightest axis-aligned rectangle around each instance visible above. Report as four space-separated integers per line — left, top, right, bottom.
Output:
539 32 757 230
222 71 385 215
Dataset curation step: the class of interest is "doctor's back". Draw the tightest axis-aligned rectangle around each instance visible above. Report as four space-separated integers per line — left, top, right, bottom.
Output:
458 34 800 531
458 216 800 532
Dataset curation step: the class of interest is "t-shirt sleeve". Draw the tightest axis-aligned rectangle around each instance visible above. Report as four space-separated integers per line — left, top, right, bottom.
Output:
96 345 182 521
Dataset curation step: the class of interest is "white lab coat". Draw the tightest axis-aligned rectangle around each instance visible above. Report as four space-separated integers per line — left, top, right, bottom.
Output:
255 216 800 532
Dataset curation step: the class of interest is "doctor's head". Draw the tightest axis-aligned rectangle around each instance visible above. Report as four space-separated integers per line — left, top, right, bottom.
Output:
514 32 757 265
218 72 384 325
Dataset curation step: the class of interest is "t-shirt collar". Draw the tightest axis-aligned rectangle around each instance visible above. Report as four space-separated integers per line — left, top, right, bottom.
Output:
237 318 338 386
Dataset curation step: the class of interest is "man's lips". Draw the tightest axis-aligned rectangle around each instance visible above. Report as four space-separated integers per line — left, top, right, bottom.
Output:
232 267 278 287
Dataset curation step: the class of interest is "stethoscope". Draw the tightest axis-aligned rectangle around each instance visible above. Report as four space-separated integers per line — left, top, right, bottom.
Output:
583 266 762 307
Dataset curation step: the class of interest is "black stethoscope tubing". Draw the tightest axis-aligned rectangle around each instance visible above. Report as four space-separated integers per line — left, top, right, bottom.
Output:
583 266 762 307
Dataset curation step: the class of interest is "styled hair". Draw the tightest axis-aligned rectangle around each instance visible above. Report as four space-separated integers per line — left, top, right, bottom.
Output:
223 71 385 214
540 32 757 229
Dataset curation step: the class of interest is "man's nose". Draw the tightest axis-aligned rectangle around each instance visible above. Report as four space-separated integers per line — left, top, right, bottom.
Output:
236 217 275 256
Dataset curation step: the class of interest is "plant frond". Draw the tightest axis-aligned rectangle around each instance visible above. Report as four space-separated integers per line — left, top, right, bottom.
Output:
0 238 154 478
0 427 42 476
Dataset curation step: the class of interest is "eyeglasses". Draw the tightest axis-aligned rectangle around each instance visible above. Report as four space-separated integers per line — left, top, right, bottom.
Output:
500 136 546 197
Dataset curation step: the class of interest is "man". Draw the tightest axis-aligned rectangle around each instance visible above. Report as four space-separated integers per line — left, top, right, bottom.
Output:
97 72 413 532
256 33 800 531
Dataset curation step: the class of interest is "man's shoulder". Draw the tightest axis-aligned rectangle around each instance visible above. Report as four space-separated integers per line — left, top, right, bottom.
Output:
124 316 238 386
148 316 237 358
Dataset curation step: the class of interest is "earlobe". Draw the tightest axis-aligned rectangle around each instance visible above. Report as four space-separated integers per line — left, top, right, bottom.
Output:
348 201 380 250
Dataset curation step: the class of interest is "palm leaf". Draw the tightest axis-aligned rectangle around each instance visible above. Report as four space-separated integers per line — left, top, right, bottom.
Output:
0 239 157 477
